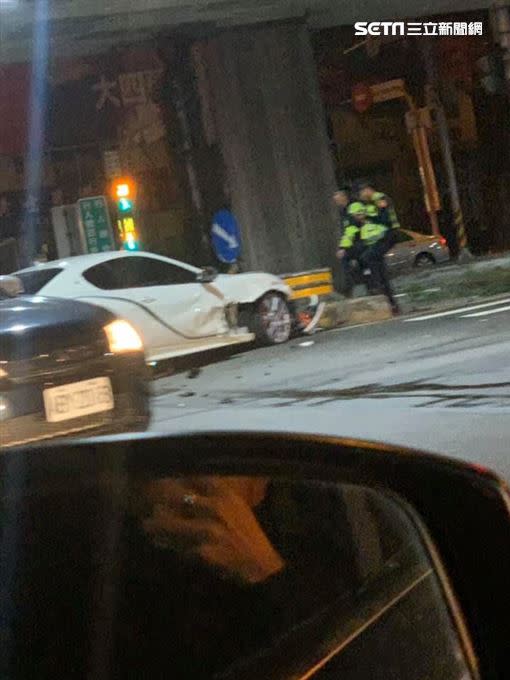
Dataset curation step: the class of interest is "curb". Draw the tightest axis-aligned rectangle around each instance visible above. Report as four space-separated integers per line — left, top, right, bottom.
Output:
317 295 392 329
317 291 510 331
345 296 392 324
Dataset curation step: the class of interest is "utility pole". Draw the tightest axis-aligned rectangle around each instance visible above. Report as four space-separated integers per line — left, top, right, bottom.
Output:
420 40 472 262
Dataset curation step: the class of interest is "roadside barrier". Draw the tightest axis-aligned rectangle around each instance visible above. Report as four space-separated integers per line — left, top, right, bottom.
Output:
281 268 334 300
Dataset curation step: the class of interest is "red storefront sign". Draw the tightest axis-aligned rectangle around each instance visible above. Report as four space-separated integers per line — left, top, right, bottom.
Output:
0 64 31 156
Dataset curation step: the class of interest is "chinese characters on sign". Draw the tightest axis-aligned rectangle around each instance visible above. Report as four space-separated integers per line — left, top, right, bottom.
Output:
92 70 163 110
93 76 121 110
354 21 483 36
78 197 115 254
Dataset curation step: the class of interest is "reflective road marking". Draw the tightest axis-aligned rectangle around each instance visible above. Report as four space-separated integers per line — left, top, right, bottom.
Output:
404 298 510 322
462 304 510 318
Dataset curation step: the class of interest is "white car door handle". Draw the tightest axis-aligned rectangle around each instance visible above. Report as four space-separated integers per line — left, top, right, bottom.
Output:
141 297 156 304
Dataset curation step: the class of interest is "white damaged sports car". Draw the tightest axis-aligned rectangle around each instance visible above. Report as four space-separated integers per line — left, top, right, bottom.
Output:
15 252 292 362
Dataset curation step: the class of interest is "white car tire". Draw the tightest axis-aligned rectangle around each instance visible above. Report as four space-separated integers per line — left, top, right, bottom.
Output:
252 292 292 345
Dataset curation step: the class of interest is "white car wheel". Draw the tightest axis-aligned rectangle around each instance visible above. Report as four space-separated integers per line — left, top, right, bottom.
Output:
254 293 292 345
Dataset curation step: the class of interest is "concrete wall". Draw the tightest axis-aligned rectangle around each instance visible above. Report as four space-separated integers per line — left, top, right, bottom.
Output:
205 22 338 274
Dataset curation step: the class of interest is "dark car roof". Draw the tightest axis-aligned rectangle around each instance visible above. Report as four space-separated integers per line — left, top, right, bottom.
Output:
0 296 114 330
0 296 116 360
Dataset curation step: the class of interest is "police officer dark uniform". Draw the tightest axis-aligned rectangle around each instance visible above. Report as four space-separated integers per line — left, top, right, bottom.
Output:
333 188 351 232
338 204 365 258
337 203 374 297
358 182 400 256
333 188 354 295
344 202 400 315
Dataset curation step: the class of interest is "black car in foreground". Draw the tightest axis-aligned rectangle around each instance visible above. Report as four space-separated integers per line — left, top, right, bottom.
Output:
0 276 150 448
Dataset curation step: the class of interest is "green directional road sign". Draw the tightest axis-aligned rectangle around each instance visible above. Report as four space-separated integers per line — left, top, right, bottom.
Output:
78 196 116 253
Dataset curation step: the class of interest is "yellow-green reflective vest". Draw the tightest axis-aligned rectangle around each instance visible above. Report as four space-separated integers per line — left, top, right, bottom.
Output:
339 225 360 249
388 206 399 230
364 202 379 220
372 192 400 230
360 221 387 245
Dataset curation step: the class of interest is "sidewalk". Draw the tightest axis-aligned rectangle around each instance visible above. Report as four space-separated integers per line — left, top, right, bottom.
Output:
317 253 510 329
393 253 510 313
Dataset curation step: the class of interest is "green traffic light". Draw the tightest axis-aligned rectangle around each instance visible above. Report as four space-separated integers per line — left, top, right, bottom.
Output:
124 232 139 251
118 197 133 212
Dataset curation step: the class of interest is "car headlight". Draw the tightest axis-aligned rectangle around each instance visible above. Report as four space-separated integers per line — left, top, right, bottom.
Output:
104 320 143 353
0 366 7 378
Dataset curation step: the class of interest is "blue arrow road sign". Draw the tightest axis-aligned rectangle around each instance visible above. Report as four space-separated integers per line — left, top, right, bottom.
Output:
210 209 241 264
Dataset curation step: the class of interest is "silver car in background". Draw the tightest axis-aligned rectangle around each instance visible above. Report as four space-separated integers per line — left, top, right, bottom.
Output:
386 229 450 270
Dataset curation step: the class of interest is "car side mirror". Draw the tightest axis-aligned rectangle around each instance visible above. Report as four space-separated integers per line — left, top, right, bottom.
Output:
196 266 218 283
0 274 24 297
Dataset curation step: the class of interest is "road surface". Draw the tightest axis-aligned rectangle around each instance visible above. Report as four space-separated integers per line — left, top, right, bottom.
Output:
150 296 510 483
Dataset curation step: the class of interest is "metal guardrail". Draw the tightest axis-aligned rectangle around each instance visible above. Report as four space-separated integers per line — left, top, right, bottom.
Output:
282 268 334 300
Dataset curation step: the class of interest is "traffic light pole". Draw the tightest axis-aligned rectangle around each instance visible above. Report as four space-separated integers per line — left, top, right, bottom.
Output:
420 40 472 262
404 99 442 238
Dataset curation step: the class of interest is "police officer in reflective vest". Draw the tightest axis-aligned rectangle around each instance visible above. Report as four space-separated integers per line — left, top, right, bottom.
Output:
333 188 354 295
336 191 366 297
358 181 400 256
341 202 400 315
333 188 352 233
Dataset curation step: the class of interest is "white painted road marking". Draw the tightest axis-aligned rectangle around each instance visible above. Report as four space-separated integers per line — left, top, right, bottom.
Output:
403 298 510 322
462 304 510 318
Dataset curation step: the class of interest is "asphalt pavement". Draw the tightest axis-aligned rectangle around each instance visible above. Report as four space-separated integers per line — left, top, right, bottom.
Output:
150 296 510 483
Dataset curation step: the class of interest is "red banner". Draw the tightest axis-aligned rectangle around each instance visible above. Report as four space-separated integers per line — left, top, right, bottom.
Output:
0 64 31 156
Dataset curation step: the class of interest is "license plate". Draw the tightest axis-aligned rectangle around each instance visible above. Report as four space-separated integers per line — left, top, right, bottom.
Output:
43 377 114 423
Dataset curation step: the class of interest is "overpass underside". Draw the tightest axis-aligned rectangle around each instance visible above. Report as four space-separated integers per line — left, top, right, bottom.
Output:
0 0 491 272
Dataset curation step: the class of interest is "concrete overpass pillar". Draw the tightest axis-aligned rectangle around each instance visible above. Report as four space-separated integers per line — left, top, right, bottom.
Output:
203 21 338 274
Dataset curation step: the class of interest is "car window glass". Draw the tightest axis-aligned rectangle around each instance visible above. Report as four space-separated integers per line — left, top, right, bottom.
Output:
129 256 197 286
1 466 475 680
108 258 142 288
394 230 412 244
16 268 63 294
83 261 118 289
84 257 196 289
